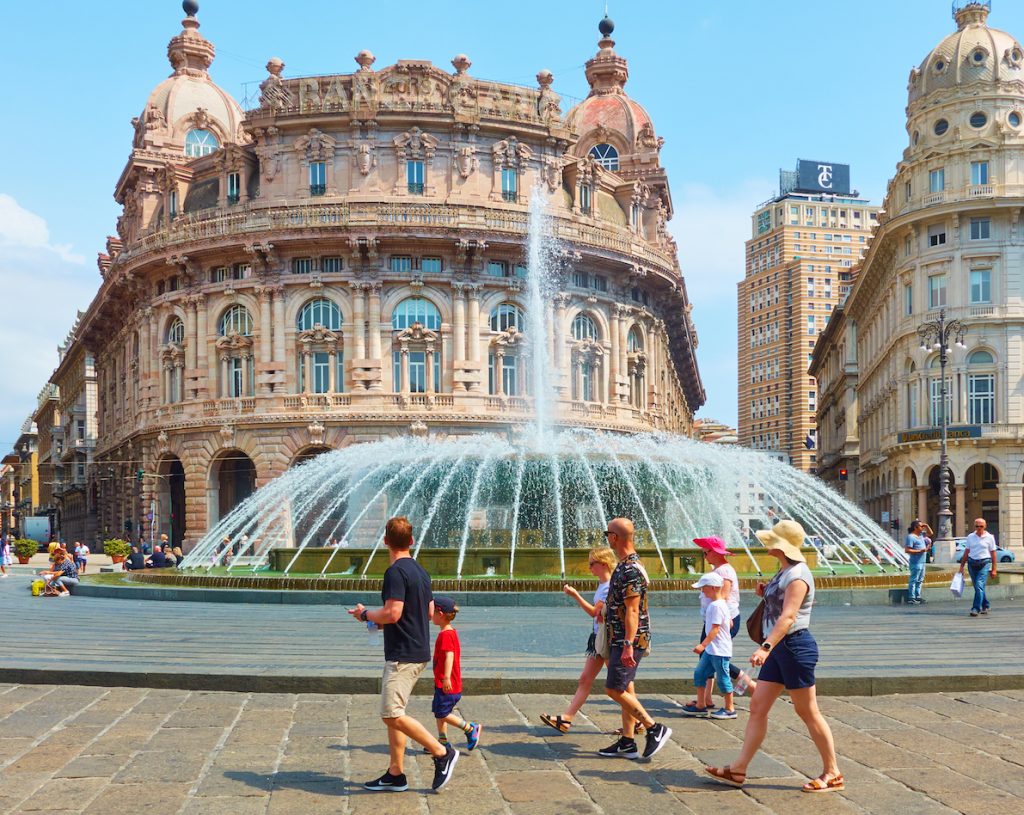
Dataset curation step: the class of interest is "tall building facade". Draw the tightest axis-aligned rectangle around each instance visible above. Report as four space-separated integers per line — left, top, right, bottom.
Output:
814 2 1024 554
28 7 703 550
737 164 878 471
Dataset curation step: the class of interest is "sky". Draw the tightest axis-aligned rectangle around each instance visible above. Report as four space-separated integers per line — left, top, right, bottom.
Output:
2 0 1022 449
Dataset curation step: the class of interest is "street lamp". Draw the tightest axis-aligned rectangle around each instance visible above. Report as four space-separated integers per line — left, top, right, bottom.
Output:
917 308 966 557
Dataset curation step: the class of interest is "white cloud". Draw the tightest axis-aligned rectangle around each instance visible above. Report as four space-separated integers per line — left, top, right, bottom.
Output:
0 194 97 447
671 178 774 429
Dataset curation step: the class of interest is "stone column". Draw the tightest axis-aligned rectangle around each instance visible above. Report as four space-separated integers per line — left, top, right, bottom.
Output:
452 286 466 391
194 296 208 398
400 347 410 394
353 285 367 360
618 314 629 380
494 349 504 397
272 285 286 392
139 311 151 406
257 287 273 395
302 351 313 394
955 484 966 537
574 355 583 401
220 355 230 398
917 486 928 523
467 286 481 392
328 350 337 393
609 310 620 401
148 312 159 406
184 300 198 396
553 295 567 393
425 346 435 394
367 283 383 391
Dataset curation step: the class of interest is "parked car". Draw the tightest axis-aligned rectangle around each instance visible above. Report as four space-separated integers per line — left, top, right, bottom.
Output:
953 538 1016 564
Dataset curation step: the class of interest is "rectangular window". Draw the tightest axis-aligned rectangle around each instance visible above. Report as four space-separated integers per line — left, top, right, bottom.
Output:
631 203 641 230
905 180 912 201
970 217 991 240
169 190 178 219
904 235 912 256
487 260 508 277
407 160 424 194
321 256 343 274
927 223 946 247
573 271 590 289
807 315 815 336
579 183 591 214
211 266 229 283
312 352 330 394
227 172 241 204
904 282 913 316
420 257 443 273
592 275 608 292
168 276 179 292
230 358 245 398
929 168 945 193
389 255 413 273
971 160 989 186
970 269 991 303
908 381 919 427
309 161 326 196
513 264 528 279
501 168 518 202
291 257 313 274
928 275 946 308
968 374 995 424
233 263 251 280
930 377 952 425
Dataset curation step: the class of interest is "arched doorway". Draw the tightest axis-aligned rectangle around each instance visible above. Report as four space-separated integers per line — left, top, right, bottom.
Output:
291 446 332 468
964 463 999 538
208 450 256 526
156 457 186 550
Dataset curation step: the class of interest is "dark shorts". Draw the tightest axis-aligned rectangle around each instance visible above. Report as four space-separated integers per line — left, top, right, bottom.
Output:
431 688 461 718
757 629 818 690
605 644 643 691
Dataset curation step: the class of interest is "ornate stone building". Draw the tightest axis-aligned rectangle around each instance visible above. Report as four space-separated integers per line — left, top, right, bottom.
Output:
63 6 703 549
814 2 1024 554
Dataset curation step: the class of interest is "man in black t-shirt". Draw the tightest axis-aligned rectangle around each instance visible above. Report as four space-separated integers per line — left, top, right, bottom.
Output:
349 517 459 793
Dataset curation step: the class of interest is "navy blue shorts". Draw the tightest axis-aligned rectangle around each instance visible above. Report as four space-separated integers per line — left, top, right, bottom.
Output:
757 629 818 689
605 645 643 691
431 688 461 718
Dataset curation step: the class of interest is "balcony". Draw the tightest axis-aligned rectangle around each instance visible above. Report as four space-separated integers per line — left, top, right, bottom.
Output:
309 185 326 197
227 194 240 205
967 184 994 198
407 183 424 195
923 191 946 207
502 191 518 203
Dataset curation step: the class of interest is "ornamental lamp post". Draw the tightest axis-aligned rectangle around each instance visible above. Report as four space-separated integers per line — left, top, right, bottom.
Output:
917 308 966 562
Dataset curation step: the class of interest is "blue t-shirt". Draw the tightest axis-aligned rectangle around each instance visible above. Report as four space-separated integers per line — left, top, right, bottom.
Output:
381 556 433 663
905 533 928 565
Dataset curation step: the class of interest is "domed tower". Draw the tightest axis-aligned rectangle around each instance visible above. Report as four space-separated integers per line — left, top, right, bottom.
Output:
113 1 247 246
839 1 1024 556
565 17 672 224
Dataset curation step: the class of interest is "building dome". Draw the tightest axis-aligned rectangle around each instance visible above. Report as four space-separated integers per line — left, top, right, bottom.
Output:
132 5 245 152
908 3 1024 106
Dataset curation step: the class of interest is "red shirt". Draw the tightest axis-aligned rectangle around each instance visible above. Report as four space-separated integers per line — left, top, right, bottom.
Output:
432 628 462 693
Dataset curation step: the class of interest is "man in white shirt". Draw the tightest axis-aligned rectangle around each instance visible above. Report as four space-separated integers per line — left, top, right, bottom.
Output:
958 518 997 617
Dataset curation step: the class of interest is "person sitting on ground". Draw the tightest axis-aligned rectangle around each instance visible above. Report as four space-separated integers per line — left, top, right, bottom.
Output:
125 546 146 571
39 549 78 597
47 539 60 563
147 545 167 568
163 548 177 567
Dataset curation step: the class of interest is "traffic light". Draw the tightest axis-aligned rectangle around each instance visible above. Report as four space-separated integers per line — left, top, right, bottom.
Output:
136 469 144 483
838 468 849 481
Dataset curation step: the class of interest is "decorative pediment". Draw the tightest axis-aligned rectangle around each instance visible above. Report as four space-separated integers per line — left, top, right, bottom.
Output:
294 128 336 160
215 332 254 353
573 338 604 362
298 326 341 346
395 321 439 345
393 127 439 160
490 326 525 350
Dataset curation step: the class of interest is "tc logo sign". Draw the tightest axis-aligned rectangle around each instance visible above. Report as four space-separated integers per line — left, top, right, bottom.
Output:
817 164 834 189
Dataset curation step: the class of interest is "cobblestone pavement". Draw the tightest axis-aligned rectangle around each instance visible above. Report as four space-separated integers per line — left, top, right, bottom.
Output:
1 684 1021 814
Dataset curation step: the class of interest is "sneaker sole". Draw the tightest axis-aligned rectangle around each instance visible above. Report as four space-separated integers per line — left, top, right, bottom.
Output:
681 711 709 718
363 783 408 792
643 727 673 759
709 714 737 720
598 750 639 759
433 749 459 792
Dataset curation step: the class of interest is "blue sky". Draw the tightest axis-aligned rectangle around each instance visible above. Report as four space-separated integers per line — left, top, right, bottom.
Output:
2 0 1022 448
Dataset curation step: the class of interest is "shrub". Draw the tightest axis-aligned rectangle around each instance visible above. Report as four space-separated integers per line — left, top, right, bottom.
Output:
12 539 38 560
101 539 132 558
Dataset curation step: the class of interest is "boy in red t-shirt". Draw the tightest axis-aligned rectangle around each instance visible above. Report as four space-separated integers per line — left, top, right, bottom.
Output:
431 596 482 751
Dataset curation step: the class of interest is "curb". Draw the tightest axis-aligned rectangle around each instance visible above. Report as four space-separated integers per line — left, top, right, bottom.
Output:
1 668 1021 697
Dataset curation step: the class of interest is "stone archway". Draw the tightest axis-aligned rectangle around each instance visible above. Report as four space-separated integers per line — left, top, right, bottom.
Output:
156 456 186 549
964 462 1000 538
291 445 332 468
208 450 256 527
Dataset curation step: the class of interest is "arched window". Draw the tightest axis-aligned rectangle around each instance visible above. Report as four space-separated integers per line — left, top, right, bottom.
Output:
589 143 619 171
184 129 220 158
392 297 441 331
571 313 598 341
297 299 342 331
627 327 643 353
968 350 995 424
166 318 185 345
490 303 524 332
296 299 344 394
392 298 441 393
220 305 253 336
626 327 645 409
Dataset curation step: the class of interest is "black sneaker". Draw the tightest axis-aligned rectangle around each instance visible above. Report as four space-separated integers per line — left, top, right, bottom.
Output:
642 722 672 759
431 744 459 792
364 771 408 792
597 737 639 759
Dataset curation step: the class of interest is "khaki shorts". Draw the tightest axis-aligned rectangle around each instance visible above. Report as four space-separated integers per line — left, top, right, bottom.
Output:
380 661 427 718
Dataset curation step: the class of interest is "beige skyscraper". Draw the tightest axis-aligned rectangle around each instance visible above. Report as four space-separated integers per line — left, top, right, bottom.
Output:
737 162 879 472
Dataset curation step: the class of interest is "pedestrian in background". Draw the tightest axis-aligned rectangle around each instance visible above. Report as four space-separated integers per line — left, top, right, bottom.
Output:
349 516 459 793
903 520 932 604
0 535 11 578
959 518 997 617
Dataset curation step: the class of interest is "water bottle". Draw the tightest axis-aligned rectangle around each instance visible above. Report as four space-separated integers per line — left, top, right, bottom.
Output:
367 619 381 647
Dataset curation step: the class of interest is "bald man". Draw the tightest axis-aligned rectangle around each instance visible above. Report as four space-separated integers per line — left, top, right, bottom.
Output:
598 517 672 760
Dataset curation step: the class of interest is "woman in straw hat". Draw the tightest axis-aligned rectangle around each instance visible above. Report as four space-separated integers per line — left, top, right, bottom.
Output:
705 519 844 793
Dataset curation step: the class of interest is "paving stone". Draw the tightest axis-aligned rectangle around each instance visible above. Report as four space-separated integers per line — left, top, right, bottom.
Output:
53 754 127 778
16 776 107 810
82 782 193 815
0 737 35 762
114 750 209 783
195 769 275 797
145 726 227 752
180 794 271 814
4 744 84 773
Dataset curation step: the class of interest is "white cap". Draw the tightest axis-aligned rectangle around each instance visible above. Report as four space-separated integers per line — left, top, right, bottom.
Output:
694 572 724 589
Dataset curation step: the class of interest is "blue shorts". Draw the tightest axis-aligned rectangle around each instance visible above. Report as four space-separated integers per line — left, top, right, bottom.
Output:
757 629 818 689
694 652 733 693
431 688 461 719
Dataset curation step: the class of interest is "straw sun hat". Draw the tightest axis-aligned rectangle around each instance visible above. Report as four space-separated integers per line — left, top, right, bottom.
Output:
754 519 808 563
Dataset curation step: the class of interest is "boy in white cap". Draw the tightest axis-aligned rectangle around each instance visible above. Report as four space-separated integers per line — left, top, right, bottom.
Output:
690 572 736 719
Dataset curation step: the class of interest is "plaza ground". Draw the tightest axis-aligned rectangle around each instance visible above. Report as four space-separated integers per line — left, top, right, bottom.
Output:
1 684 1022 814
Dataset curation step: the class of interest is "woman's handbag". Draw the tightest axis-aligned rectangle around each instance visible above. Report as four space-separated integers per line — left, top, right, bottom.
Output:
745 600 766 644
594 619 611 660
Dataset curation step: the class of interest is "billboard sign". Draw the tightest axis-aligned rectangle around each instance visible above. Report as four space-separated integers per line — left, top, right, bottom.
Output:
796 160 851 195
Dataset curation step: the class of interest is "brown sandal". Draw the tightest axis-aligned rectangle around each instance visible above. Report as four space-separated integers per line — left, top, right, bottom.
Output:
705 765 746 787
802 773 845 793
539 714 572 734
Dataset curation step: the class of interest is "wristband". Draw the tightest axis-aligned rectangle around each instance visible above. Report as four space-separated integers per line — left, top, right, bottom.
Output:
359 609 368 622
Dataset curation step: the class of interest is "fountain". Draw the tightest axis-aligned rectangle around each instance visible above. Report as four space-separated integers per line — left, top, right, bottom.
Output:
179 187 905 582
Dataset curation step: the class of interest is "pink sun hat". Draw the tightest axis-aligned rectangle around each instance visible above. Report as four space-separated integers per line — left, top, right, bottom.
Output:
693 536 731 556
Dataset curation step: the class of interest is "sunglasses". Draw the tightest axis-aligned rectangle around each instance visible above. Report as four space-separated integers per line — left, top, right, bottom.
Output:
602 530 617 538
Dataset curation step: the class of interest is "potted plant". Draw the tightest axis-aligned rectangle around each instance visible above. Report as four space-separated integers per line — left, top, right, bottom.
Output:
102 538 131 564
12 539 37 565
